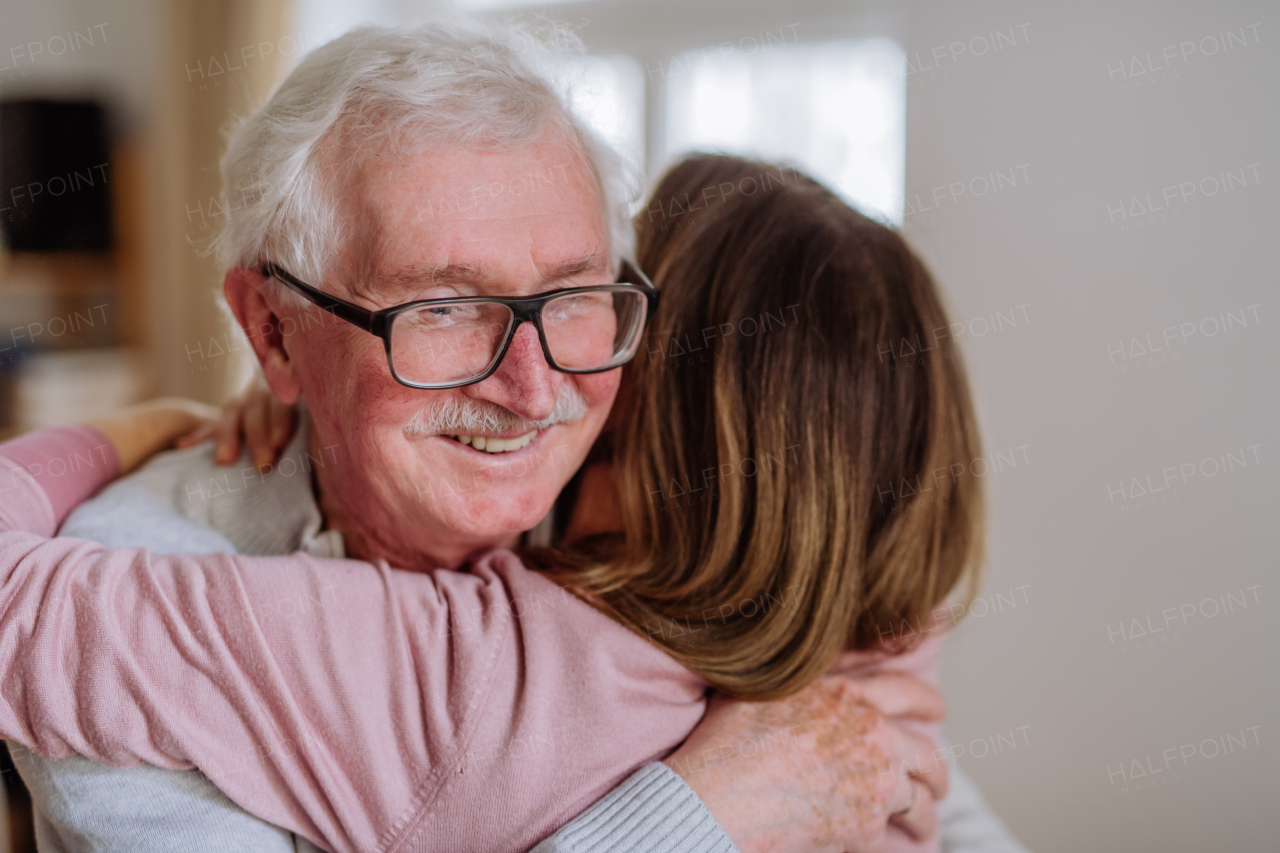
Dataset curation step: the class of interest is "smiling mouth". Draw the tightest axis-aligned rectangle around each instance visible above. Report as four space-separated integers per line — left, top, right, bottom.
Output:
446 428 540 454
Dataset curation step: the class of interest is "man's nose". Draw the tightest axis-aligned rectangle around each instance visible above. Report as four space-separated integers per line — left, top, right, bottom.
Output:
465 321 559 421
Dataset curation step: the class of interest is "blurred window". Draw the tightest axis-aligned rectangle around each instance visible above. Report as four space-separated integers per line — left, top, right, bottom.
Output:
549 54 646 177
660 38 905 223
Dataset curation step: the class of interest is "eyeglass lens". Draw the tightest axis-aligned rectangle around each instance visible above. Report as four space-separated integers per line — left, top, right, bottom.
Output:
388 289 648 386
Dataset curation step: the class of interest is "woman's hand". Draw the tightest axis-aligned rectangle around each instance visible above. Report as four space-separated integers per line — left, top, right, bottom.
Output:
175 380 296 470
664 673 947 853
89 398 221 475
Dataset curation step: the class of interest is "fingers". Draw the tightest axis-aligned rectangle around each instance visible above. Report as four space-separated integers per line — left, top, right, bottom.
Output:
192 381 297 469
170 398 224 452
889 778 938 843
208 400 240 464
887 768 915 816
267 395 295 456
175 423 215 449
890 724 949 801
851 672 946 723
243 392 273 471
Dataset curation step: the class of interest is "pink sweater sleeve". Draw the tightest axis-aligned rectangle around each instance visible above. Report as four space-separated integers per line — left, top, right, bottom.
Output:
0 429 706 853
0 425 119 531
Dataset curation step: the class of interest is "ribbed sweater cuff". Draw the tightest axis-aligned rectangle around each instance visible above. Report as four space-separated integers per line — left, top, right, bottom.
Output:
532 763 738 853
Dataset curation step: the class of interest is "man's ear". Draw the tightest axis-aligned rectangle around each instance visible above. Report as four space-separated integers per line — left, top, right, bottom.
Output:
224 267 304 405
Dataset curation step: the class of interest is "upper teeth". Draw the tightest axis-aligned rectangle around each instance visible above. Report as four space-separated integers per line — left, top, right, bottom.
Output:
454 429 538 453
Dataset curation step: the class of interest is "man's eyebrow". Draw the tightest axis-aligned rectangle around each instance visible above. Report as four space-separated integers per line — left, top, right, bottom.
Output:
375 254 607 291
541 254 607 281
379 263 480 288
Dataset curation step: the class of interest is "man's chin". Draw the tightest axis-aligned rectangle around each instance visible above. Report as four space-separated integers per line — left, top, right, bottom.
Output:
396 421 588 548
412 456 564 541
431 496 555 548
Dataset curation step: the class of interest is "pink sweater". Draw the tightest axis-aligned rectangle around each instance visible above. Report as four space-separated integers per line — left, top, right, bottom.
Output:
0 427 942 853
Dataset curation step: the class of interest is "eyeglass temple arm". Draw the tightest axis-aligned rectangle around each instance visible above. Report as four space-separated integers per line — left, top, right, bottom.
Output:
618 260 660 323
262 263 380 334
618 259 653 288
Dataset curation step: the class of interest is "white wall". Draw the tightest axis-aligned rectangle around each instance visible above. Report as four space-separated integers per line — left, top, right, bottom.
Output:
0 0 162 135
902 1 1277 850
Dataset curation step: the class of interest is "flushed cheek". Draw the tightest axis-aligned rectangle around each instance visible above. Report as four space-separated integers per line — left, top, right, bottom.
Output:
295 330 409 433
337 372 432 448
577 370 621 409
563 372 620 456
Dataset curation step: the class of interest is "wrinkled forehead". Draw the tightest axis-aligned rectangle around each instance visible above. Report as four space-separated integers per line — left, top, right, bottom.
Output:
316 124 610 299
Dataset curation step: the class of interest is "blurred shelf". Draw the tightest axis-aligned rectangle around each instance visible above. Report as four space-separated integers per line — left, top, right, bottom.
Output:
0 251 116 295
0 252 118 352
0 347 148 437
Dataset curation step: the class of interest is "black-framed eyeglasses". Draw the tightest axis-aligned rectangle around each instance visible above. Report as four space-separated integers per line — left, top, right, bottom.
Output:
262 260 660 390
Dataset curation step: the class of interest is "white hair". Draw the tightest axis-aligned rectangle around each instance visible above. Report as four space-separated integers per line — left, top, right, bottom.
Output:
215 19 635 299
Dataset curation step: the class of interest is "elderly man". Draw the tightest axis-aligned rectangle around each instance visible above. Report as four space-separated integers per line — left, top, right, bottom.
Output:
8 22 1026 853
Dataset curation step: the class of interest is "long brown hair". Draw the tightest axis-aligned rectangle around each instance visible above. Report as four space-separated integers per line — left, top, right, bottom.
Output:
536 154 984 700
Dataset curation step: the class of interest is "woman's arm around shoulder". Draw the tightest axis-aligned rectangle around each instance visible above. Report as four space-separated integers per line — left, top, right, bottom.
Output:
0 417 473 852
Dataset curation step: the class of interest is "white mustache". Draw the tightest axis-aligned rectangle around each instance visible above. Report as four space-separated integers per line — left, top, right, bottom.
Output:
402 383 590 438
